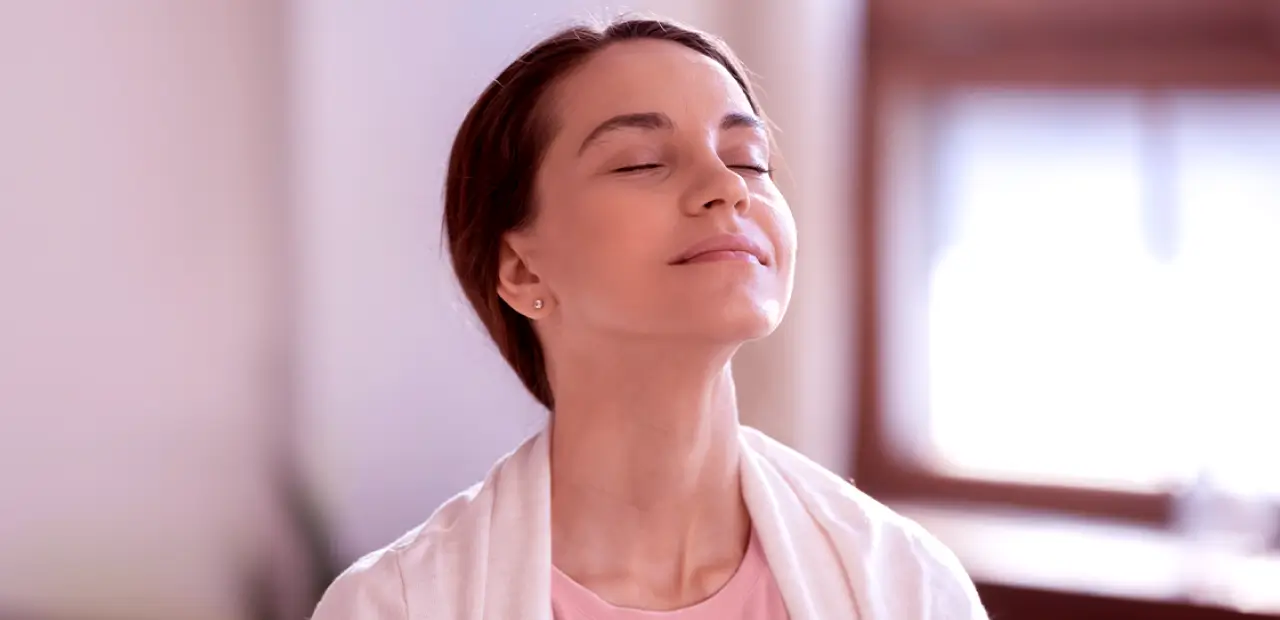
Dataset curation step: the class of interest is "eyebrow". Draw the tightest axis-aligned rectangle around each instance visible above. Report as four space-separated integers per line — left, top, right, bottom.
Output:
720 111 766 133
577 111 766 155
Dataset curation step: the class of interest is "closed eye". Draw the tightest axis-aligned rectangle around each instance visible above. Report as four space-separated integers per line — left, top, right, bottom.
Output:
612 163 773 176
613 163 663 174
731 164 774 176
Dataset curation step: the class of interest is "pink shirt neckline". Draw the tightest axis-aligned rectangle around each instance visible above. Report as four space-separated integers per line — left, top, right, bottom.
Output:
551 532 774 619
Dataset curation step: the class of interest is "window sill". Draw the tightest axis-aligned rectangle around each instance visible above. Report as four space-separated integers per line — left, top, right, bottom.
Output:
892 501 1280 617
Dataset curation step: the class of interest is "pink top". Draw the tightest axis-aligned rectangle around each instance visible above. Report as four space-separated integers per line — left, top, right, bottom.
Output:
551 533 790 620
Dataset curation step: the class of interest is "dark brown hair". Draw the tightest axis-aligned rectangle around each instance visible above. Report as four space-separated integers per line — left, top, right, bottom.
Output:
443 17 762 410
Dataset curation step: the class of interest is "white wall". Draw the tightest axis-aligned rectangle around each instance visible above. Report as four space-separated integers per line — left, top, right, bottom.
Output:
293 0 864 562
291 0 574 563
0 2 293 619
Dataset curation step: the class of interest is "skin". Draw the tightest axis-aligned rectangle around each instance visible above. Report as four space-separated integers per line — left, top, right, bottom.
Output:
495 39 797 610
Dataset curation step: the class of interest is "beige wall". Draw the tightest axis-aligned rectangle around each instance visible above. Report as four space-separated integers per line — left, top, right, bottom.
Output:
0 2 292 619
706 0 864 473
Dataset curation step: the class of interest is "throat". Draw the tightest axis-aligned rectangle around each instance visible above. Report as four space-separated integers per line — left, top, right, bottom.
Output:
551 491 752 610
548 416 751 610
545 342 752 609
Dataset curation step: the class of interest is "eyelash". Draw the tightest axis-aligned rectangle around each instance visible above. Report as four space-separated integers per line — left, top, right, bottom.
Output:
612 163 774 176
734 165 774 176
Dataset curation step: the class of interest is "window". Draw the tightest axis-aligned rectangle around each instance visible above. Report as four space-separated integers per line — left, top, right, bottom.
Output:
927 90 1280 495
855 0 1280 526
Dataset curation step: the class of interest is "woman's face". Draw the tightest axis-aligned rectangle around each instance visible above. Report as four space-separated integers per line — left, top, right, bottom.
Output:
500 39 797 346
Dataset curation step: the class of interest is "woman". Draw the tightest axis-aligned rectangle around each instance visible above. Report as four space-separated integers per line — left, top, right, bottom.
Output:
312 16 987 620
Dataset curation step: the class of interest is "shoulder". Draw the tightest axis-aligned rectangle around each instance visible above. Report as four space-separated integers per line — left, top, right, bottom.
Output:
740 427 987 618
309 482 487 620
310 537 409 620
310 430 549 619
740 426 948 547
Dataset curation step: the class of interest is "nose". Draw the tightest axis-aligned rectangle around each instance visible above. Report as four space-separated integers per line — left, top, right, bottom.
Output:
684 159 751 216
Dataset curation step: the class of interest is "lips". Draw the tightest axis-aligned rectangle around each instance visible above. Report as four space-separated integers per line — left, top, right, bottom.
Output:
671 233 770 266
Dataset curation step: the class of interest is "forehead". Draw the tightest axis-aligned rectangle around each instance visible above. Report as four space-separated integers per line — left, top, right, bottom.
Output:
546 39 754 136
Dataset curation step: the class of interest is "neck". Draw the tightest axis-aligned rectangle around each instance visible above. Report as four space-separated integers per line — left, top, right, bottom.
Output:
547 338 751 608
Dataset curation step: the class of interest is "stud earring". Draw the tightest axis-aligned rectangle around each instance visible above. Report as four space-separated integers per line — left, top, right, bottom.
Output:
533 299 544 310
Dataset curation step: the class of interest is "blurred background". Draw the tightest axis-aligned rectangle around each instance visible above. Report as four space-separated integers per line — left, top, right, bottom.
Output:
0 1 1277 619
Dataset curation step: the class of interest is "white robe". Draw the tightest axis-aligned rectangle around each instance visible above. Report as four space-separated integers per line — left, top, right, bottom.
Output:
311 426 989 619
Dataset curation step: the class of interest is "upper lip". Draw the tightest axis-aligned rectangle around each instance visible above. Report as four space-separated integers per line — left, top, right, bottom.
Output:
671 233 770 265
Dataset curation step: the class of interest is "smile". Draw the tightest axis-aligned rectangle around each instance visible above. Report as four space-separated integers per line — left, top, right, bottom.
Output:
671 233 770 266
678 249 762 265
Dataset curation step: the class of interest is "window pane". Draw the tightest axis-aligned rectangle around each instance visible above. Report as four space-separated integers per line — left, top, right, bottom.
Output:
925 89 1280 494
1168 94 1280 497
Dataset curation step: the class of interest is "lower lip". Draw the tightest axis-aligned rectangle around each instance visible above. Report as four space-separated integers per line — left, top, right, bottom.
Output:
680 250 762 265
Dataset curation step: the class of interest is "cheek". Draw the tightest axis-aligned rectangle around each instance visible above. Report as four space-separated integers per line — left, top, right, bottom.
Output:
540 188 674 299
756 195 798 272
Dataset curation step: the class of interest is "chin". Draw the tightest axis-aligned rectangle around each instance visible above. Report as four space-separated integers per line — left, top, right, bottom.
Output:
697 297 786 343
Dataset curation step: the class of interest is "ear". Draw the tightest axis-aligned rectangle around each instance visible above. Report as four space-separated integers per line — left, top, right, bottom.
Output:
496 231 552 319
